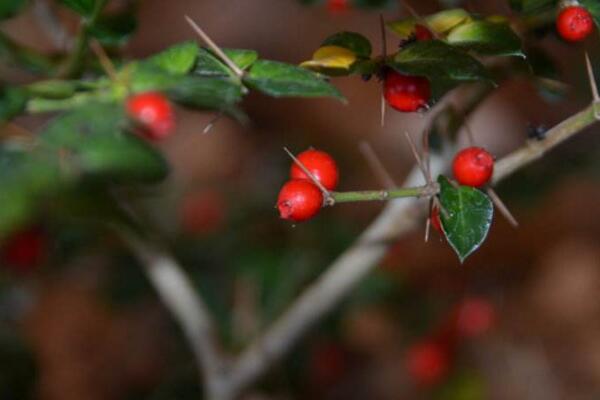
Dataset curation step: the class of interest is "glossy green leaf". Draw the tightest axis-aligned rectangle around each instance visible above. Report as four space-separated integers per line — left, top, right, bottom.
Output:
58 0 95 16
321 31 372 58
438 175 494 263
89 12 137 46
0 0 28 20
389 40 489 101
194 48 258 77
167 76 244 109
0 86 28 122
447 21 523 56
146 41 199 75
245 60 344 100
41 103 168 182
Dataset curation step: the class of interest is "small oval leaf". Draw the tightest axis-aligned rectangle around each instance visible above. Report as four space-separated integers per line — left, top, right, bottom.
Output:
321 31 372 58
447 21 523 56
300 45 358 75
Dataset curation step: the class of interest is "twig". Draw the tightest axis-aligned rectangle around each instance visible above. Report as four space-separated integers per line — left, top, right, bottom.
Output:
184 15 244 78
359 141 398 188
90 39 117 81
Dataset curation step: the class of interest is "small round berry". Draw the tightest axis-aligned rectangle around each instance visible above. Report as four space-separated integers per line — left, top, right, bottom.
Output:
1 226 46 273
126 92 175 140
556 6 594 42
290 149 339 191
455 298 496 338
180 190 226 235
384 70 431 113
430 206 443 233
277 179 323 222
415 24 434 41
406 341 449 386
452 147 494 187
327 0 349 13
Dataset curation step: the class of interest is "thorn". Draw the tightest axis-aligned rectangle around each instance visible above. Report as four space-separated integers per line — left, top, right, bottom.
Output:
421 129 431 181
358 141 397 189
463 119 477 146
184 15 244 78
487 188 518 228
379 14 387 58
283 147 332 198
380 92 386 127
397 0 441 40
404 131 429 184
425 217 431 242
203 112 224 134
90 39 117 82
584 52 600 107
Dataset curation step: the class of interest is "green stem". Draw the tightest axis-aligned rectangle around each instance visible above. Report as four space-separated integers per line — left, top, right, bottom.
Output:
331 185 433 204
58 0 108 78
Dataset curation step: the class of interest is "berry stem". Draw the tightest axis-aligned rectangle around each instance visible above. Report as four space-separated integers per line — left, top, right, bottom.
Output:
331 184 435 204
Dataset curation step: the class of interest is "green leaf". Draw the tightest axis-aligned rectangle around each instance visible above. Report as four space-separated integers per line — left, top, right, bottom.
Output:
244 60 344 100
581 0 600 27
145 41 199 75
194 48 258 77
389 40 489 101
89 12 137 46
321 31 372 58
447 21 523 56
167 76 244 109
41 103 168 182
0 0 28 20
27 80 77 99
437 175 494 262
0 86 28 122
388 8 471 38
58 0 95 16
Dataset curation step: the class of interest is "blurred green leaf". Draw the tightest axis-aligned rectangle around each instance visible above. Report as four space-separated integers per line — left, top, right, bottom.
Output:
245 60 344 100
321 31 372 58
0 0 28 20
447 21 523 56
438 175 493 262
0 87 28 122
388 8 471 38
89 12 137 46
167 76 244 109
58 0 95 16
353 0 394 9
581 0 600 26
41 103 168 182
509 0 557 13
146 41 199 75
194 48 258 77
389 40 489 101
26 80 77 99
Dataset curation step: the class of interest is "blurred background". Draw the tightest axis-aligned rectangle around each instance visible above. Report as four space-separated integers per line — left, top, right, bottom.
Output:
2 0 600 399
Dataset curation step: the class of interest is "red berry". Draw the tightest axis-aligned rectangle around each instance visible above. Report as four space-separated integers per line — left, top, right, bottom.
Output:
556 6 594 42
126 92 175 140
310 342 346 386
1 226 46 273
327 0 349 13
383 70 431 113
277 180 323 222
452 147 494 187
180 190 226 235
455 298 496 338
430 206 443 233
290 149 339 191
415 24 434 41
406 341 449 386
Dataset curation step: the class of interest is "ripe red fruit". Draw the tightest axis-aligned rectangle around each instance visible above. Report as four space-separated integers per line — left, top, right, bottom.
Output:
383 70 431 113
455 298 496 338
277 179 323 222
415 24 434 41
406 341 449 386
430 206 443 233
180 190 226 235
290 149 339 191
1 226 46 273
126 92 175 140
327 0 349 13
452 147 494 187
556 6 594 42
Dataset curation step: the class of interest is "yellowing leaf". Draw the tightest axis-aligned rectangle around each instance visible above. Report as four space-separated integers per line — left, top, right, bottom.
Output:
427 8 472 33
300 45 358 72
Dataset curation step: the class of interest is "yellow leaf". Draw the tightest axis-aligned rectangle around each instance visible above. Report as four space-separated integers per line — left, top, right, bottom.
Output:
426 8 471 33
300 45 358 71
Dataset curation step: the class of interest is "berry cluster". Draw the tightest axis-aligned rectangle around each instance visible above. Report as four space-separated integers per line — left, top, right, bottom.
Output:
277 149 339 222
556 5 594 42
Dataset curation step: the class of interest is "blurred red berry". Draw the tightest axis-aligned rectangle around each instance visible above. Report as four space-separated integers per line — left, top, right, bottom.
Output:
126 92 175 140
180 190 226 235
456 298 496 338
430 206 443 233
556 6 594 42
1 226 46 273
327 0 349 13
277 179 323 222
415 24 434 41
406 341 449 386
290 149 340 191
310 342 346 386
384 70 431 113
452 147 494 187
